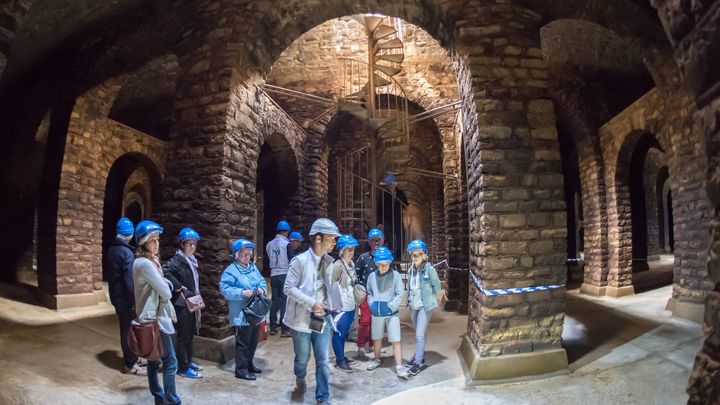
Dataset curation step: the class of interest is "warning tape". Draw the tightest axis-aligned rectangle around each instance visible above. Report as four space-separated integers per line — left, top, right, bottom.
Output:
469 268 564 296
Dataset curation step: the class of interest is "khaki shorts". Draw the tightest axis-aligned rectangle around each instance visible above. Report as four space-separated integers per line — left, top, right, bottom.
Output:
371 314 401 342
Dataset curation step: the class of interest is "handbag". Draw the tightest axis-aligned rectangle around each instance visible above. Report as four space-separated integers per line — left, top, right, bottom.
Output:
127 320 163 361
243 289 271 326
353 284 367 305
339 259 367 305
181 291 205 313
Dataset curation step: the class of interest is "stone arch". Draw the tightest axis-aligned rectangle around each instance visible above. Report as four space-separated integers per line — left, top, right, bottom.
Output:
164 2 571 380
599 85 712 319
255 131 300 273
102 152 163 264
34 77 166 309
609 131 662 286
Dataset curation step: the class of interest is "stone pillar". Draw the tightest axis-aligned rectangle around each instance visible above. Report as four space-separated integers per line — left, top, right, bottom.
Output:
577 138 610 295
440 122 469 313
430 197 446 267
453 3 568 381
547 84 610 296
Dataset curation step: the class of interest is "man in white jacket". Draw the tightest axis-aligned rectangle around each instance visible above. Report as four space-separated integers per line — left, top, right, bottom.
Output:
283 218 340 405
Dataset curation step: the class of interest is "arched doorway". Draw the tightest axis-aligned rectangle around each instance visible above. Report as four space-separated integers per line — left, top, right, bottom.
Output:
101 153 162 273
255 132 299 275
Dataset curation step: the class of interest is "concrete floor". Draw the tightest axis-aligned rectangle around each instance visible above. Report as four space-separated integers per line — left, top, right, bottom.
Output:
0 278 701 404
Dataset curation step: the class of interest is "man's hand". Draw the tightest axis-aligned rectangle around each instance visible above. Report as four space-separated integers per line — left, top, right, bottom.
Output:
243 290 253 298
311 301 326 314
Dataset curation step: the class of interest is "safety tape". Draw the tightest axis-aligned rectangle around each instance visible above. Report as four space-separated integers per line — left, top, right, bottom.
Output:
469 268 564 296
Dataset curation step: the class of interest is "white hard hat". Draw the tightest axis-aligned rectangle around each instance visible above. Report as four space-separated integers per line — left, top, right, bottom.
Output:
309 218 341 237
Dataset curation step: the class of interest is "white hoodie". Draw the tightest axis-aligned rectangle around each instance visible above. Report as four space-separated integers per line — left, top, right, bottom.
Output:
283 249 334 333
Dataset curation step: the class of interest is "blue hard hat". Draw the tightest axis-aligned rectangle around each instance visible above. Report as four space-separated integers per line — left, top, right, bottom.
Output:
407 239 428 253
116 218 134 236
373 246 394 263
368 228 384 239
289 231 304 241
337 234 359 251
179 227 201 242
232 239 256 256
276 220 291 232
135 220 164 243
383 172 398 184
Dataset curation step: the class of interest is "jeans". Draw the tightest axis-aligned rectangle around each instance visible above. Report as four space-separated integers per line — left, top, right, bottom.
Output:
291 324 331 402
147 332 181 405
270 275 287 330
235 325 260 374
409 308 432 364
357 298 372 349
115 305 138 369
174 305 196 372
332 309 355 364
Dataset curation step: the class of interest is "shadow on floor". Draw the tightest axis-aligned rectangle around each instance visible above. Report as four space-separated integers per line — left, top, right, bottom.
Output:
97 349 124 372
563 294 661 370
632 260 674 294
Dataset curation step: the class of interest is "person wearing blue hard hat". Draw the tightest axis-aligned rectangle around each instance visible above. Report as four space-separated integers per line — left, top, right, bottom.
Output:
162 227 204 379
353 227 385 361
103 217 146 376
220 238 268 381
377 172 408 260
132 220 181 405
266 220 294 337
283 218 340 403
289 231 304 254
365 247 408 379
328 234 360 373
404 239 441 376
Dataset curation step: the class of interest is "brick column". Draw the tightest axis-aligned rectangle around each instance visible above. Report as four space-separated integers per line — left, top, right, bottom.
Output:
577 138 610 294
453 2 568 381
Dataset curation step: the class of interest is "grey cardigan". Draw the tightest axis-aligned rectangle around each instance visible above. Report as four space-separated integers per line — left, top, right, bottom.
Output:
133 257 177 334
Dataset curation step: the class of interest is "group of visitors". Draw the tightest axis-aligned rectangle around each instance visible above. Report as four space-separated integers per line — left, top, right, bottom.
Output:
104 214 441 405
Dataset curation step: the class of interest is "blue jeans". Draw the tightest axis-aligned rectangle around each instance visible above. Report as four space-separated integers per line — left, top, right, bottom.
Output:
291 324 331 402
147 332 181 405
270 275 287 330
410 308 432 364
332 309 355 364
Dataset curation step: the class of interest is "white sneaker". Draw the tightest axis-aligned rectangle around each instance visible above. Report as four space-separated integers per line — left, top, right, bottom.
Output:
396 366 409 380
123 364 147 376
366 359 381 371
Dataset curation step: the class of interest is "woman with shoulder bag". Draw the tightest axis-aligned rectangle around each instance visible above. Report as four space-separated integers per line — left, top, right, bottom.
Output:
162 227 205 379
220 238 268 381
133 220 181 405
404 239 441 376
328 234 360 373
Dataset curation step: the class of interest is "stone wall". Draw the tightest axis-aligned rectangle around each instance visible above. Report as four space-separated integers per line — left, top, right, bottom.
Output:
0 0 31 78
599 85 713 300
41 78 166 297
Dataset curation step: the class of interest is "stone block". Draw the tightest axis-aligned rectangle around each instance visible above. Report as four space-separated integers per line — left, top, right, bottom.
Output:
459 336 568 382
500 214 526 228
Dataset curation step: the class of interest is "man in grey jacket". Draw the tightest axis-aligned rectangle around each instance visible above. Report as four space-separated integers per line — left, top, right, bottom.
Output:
283 218 340 405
